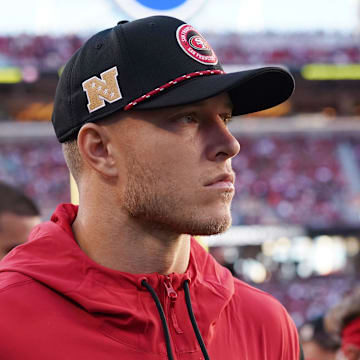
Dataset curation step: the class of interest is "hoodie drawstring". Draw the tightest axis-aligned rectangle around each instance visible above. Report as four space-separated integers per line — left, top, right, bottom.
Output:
141 279 175 360
183 280 210 360
141 279 210 360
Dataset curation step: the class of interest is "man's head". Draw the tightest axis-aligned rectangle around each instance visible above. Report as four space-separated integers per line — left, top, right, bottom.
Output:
299 317 340 360
64 92 239 235
0 182 41 259
325 288 360 360
54 15 294 236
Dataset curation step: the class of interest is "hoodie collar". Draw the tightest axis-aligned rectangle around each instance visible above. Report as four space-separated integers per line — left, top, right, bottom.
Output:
0 203 234 316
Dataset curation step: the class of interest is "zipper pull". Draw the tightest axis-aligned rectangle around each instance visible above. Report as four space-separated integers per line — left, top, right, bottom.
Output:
164 276 184 334
164 276 177 302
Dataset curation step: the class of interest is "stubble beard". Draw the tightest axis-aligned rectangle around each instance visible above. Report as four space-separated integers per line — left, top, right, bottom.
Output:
122 155 233 236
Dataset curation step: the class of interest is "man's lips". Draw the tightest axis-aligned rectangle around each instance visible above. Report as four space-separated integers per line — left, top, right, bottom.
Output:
204 173 235 189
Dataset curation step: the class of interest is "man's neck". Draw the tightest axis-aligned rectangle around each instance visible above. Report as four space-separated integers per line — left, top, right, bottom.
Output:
72 204 191 275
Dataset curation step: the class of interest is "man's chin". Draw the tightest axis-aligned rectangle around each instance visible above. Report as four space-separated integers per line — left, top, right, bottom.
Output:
130 201 232 236
185 215 232 236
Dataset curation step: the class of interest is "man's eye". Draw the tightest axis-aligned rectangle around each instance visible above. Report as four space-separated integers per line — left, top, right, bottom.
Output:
222 115 232 125
179 114 196 124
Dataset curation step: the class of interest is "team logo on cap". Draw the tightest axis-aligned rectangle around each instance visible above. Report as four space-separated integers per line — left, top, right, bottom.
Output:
82 66 123 113
176 24 218 65
189 35 210 51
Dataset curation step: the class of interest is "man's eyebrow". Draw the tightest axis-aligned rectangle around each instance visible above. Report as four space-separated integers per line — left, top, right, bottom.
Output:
185 99 233 111
224 101 234 112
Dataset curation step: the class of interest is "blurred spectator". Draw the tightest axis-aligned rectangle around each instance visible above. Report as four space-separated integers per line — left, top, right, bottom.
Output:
325 287 360 360
299 316 340 360
0 181 41 259
0 141 71 219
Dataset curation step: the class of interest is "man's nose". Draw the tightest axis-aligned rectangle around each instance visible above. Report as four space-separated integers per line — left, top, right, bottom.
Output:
205 120 240 161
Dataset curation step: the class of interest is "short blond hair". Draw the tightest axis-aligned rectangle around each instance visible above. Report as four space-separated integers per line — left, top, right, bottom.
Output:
62 139 83 183
61 113 122 182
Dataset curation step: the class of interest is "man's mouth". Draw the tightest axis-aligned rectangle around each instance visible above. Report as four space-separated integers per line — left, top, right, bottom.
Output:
204 173 235 190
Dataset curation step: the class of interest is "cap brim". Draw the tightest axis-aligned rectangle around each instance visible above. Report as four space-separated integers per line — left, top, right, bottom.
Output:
134 66 294 116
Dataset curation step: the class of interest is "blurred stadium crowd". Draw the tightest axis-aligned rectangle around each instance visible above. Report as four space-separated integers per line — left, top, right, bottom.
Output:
0 141 70 216
257 274 359 327
0 32 359 71
0 35 83 72
232 135 359 228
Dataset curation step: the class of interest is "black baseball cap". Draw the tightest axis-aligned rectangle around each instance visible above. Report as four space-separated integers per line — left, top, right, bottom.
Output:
52 15 295 143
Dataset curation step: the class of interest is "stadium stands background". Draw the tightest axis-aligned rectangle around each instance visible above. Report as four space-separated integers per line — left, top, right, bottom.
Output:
1 25 360 327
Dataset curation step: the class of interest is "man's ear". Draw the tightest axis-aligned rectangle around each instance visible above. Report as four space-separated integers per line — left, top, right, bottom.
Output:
77 123 118 178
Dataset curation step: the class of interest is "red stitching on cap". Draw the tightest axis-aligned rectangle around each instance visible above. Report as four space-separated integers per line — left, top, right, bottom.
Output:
124 69 225 111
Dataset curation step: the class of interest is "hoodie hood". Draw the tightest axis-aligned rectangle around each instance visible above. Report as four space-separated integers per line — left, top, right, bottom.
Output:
0 203 235 354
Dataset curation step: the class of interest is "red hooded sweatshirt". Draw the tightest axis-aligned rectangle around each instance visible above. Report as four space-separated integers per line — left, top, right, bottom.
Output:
0 204 300 359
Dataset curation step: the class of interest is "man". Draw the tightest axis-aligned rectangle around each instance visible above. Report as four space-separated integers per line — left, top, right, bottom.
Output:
0 16 301 359
299 317 340 360
0 181 41 259
325 288 360 360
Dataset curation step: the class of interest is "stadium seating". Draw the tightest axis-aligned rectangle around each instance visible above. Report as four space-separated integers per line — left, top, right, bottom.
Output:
0 32 359 72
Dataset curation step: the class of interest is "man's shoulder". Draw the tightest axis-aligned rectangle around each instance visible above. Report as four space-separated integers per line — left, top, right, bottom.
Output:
227 278 300 357
233 277 279 300
0 271 51 312
230 278 291 323
0 272 39 329
0 271 35 295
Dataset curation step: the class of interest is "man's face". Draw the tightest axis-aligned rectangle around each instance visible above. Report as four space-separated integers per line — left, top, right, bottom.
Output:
0 212 41 260
106 92 240 235
302 341 337 360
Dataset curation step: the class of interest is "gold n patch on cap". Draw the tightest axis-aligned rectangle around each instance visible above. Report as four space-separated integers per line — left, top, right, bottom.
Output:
82 66 122 113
